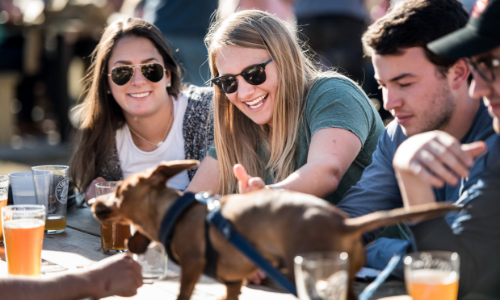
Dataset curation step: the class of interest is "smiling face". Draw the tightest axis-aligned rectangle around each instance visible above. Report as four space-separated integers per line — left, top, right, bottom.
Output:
373 47 457 137
107 35 171 119
215 45 278 126
470 46 500 133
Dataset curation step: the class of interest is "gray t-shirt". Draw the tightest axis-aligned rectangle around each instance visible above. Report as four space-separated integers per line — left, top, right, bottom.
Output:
208 76 384 204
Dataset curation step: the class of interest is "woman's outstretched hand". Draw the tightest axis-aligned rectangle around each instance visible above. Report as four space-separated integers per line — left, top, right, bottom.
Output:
233 164 266 194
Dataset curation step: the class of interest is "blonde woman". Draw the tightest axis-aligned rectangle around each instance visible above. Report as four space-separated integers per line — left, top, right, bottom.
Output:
70 18 213 203
187 10 384 205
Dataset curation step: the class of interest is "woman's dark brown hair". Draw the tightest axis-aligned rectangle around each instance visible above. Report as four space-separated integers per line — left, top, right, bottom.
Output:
70 18 181 192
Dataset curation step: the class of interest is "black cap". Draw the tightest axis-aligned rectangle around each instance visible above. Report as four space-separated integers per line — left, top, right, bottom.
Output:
428 0 500 58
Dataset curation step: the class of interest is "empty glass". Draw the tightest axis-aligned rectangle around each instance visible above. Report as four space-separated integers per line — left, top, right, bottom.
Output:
8 171 36 205
295 252 349 300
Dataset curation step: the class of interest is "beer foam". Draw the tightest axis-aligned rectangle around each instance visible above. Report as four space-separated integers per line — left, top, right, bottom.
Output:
4 219 45 229
409 269 459 285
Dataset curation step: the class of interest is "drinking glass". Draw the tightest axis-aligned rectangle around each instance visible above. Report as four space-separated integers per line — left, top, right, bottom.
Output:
133 240 168 281
32 165 69 234
0 175 8 243
8 171 36 205
294 252 349 300
404 251 460 300
2 205 46 276
95 182 131 254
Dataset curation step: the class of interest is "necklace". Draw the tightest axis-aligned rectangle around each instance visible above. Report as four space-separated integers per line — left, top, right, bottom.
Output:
128 97 174 149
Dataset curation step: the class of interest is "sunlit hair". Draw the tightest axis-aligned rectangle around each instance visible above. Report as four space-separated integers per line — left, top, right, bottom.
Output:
205 10 327 194
70 18 181 192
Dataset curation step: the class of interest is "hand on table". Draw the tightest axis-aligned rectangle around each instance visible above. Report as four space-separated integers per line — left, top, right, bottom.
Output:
233 164 266 194
85 177 106 206
393 131 486 188
85 253 143 298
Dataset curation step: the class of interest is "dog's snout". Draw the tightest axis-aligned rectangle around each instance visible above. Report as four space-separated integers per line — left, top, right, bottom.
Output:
94 202 113 220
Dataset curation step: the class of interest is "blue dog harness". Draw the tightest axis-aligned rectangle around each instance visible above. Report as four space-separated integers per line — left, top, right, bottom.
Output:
158 192 297 296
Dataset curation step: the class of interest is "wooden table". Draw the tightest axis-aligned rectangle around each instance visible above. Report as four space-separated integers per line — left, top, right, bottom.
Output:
0 204 407 300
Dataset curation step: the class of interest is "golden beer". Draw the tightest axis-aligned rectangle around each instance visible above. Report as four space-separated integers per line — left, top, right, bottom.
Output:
100 222 131 253
45 215 67 231
4 219 45 276
0 198 8 242
407 269 459 300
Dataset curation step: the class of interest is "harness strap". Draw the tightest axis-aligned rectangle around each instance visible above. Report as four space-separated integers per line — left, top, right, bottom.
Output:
205 197 298 296
159 192 218 277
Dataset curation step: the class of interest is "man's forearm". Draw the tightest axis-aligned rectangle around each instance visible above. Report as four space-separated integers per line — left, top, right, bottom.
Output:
0 273 92 300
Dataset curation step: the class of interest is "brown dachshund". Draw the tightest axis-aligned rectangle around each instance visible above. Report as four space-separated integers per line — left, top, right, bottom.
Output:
91 160 459 300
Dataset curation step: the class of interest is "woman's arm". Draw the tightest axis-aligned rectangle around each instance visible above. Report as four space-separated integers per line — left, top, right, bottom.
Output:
236 127 362 198
185 156 220 194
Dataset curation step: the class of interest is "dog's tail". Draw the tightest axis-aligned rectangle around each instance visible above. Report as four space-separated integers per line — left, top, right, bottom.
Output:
343 202 460 234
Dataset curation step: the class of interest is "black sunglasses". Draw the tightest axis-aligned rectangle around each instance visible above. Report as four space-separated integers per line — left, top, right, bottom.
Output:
108 63 166 86
468 57 499 83
210 57 275 94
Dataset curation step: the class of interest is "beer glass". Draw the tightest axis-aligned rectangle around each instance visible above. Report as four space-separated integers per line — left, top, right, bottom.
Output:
294 252 349 300
404 251 459 300
2 205 46 276
0 175 8 243
96 182 131 254
32 165 69 234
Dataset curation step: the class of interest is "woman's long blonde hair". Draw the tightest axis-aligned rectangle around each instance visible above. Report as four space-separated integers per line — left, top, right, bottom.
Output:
70 18 182 192
206 10 321 194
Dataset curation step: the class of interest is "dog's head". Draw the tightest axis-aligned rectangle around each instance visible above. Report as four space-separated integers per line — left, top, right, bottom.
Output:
90 160 199 254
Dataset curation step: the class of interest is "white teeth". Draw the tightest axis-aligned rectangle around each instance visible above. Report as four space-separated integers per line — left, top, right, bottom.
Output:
249 101 264 109
246 94 267 108
130 92 150 98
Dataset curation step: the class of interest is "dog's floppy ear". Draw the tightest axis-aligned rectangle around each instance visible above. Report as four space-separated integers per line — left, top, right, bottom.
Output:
126 231 151 254
148 160 200 186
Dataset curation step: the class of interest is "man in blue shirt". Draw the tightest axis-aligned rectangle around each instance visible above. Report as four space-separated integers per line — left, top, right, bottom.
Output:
336 0 495 271
393 0 500 298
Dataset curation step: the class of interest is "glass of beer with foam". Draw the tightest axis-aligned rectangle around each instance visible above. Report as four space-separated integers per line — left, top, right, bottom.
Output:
2 205 45 276
404 251 459 300
96 181 131 254
0 175 9 244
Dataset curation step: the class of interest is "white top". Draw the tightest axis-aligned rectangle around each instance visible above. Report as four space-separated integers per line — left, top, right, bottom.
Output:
115 93 190 190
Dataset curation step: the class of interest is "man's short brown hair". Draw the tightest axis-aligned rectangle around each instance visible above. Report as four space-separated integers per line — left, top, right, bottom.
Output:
362 0 469 75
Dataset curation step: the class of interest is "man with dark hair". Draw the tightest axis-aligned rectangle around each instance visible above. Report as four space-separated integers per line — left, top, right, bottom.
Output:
392 0 500 298
336 0 495 274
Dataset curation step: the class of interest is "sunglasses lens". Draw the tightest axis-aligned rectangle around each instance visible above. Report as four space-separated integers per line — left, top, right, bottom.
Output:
213 76 238 94
242 65 266 85
111 66 134 85
141 64 164 83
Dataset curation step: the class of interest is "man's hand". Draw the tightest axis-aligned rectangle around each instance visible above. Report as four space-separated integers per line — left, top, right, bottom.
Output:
393 131 486 188
85 177 107 206
233 164 266 194
85 254 143 298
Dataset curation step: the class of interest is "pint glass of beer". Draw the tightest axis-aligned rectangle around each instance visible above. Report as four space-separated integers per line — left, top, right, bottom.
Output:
96 182 131 254
404 251 460 300
2 205 46 276
32 165 69 234
0 175 9 243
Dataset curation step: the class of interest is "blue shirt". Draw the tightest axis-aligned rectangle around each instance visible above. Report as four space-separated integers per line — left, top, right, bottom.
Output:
337 103 494 242
410 133 500 298
336 104 494 281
